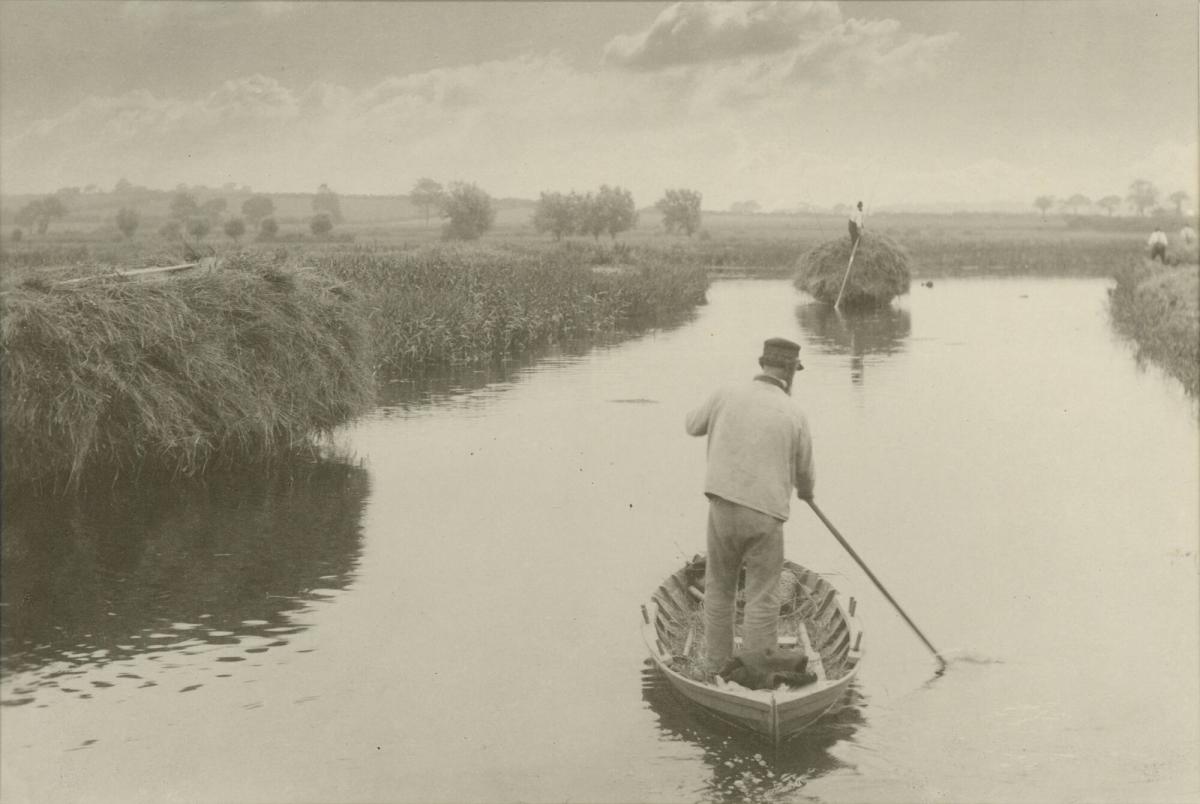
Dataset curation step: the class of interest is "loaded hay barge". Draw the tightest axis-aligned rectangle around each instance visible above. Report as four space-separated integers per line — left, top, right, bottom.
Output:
642 555 862 744
794 233 912 308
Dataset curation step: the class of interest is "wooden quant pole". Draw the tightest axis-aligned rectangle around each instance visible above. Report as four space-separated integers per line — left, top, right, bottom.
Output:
833 237 861 309
806 499 947 672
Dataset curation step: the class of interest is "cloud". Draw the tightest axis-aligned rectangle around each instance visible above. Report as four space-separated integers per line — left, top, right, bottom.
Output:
603 1 958 106
14 75 301 145
604 1 840 70
787 18 958 89
1 46 1182 212
120 1 295 27
0 58 678 196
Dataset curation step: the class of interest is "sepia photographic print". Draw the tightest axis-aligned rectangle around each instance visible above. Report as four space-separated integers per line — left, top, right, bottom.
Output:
1 2 1197 802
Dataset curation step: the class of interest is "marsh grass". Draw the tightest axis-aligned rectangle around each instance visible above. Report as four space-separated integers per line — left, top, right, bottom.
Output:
1109 259 1199 396
315 242 709 371
902 236 1145 277
1 260 374 491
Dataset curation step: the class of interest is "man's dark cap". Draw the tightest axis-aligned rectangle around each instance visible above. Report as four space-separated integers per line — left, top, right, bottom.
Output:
761 337 804 371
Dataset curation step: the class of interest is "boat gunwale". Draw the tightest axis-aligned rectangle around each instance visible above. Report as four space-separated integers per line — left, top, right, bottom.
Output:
641 557 863 742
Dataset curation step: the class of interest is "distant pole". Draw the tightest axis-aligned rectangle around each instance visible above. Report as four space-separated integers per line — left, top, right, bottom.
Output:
833 236 861 309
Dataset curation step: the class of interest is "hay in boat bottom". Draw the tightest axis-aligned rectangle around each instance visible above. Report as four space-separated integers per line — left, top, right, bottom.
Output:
665 566 851 686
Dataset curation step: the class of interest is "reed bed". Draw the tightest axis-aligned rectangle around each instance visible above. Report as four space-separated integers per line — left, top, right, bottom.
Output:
794 234 912 307
0 242 92 270
1 261 374 491
634 237 810 273
1109 259 1199 396
902 236 1145 277
315 242 709 371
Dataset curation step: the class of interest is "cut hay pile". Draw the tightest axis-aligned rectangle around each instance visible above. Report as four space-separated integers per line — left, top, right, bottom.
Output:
1 265 375 491
793 233 912 307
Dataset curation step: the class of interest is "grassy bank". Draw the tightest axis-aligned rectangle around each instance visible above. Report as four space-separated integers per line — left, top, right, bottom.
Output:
1 258 374 491
1 242 709 488
1 216 1157 286
1109 259 1200 396
0 217 1168 488
314 241 709 372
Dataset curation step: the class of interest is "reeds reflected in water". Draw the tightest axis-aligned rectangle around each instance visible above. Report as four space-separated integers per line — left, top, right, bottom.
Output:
0 452 369 708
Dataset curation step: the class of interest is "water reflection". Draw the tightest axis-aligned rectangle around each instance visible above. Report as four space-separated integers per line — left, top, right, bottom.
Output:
641 664 865 802
795 302 911 385
376 312 700 415
0 453 369 708
376 344 593 415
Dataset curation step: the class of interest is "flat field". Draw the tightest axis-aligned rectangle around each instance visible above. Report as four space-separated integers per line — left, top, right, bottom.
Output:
1 208 1187 289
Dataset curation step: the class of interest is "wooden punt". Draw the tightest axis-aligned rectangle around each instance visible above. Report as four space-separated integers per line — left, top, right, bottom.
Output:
641 555 862 744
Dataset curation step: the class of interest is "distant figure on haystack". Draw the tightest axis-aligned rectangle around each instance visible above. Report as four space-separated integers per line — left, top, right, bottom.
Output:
848 202 864 248
1147 227 1168 263
1180 225 1197 247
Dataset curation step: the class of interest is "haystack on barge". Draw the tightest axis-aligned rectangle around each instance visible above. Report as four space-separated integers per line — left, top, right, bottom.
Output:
642 555 862 744
794 234 912 308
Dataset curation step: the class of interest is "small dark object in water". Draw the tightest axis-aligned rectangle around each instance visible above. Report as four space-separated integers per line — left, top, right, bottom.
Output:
923 280 934 288
718 648 816 690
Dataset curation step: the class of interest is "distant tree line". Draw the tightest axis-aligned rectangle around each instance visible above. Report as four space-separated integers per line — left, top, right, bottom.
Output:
13 196 67 235
1034 180 1192 220
406 178 496 240
6 178 708 244
154 185 341 242
528 185 705 241
532 186 637 241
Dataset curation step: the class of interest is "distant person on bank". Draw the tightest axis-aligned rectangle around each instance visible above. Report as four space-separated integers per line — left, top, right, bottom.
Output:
848 201 864 248
685 338 815 673
1147 227 1168 263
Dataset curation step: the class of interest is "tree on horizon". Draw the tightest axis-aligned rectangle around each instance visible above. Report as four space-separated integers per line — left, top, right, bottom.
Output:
532 191 579 241
1062 194 1091 215
1168 190 1190 216
224 217 246 243
1126 179 1158 217
595 184 637 240
312 184 344 224
410 178 446 225
170 191 200 221
14 196 68 235
440 182 495 240
310 212 334 237
1096 195 1122 217
1033 195 1054 220
116 207 139 239
656 188 702 236
241 195 275 225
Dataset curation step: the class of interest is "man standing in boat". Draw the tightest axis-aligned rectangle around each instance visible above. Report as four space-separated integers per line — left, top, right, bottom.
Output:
685 338 815 675
848 201 864 248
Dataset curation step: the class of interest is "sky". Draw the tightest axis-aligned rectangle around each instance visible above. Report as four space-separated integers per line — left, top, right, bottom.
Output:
0 0 1196 212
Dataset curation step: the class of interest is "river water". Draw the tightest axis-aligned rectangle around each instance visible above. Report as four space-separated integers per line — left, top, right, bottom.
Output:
2 277 1198 804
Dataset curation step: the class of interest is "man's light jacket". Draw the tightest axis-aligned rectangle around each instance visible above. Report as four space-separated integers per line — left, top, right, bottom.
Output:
685 377 815 521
